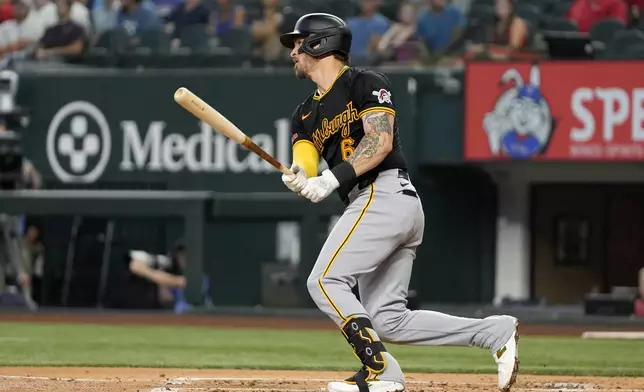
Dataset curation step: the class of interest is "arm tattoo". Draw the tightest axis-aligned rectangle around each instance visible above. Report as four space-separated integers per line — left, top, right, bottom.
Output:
348 112 393 166
366 114 393 136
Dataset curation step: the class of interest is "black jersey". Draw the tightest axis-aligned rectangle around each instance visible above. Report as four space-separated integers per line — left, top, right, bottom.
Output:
290 66 408 204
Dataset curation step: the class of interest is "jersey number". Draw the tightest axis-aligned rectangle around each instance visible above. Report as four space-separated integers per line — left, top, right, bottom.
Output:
341 138 355 161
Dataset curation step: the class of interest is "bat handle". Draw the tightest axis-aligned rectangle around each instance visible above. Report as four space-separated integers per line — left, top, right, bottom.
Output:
240 137 294 177
279 165 295 177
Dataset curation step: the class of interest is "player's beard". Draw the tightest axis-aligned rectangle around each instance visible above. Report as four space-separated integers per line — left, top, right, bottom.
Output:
294 58 313 80
294 63 308 80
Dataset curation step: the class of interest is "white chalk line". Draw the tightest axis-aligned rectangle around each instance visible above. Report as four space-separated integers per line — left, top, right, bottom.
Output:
149 388 323 392
0 375 117 382
167 376 497 385
1 374 641 392
151 388 642 392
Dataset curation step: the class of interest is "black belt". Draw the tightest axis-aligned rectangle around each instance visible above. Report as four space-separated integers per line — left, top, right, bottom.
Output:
357 169 418 199
400 189 418 198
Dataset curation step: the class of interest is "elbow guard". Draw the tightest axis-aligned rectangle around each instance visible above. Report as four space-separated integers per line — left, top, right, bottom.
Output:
293 140 319 178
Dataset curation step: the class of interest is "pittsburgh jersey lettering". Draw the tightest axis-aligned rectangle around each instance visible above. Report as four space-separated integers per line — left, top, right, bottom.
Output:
312 101 360 152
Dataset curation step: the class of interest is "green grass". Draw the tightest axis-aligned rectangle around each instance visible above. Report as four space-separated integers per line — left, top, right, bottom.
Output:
0 322 642 377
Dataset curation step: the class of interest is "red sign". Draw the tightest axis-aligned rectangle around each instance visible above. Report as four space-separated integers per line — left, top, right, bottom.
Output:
464 61 644 160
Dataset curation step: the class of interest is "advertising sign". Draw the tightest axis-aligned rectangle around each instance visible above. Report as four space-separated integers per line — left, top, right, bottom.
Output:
465 61 644 160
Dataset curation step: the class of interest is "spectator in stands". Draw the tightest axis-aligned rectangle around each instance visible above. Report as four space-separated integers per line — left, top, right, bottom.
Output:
32 0 58 29
117 0 159 36
70 0 91 32
490 0 528 50
91 0 117 37
625 0 644 26
164 0 209 40
146 0 177 18
566 0 628 33
347 0 389 65
466 0 528 59
417 0 465 61
210 0 248 37
376 1 425 64
31 0 90 32
250 0 284 64
34 0 87 62
0 0 13 23
0 0 44 60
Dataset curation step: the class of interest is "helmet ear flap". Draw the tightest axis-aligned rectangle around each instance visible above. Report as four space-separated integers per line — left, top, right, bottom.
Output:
300 35 320 56
301 30 348 58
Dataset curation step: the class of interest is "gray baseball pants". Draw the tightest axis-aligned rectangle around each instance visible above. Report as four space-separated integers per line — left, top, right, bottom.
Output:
307 169 516 382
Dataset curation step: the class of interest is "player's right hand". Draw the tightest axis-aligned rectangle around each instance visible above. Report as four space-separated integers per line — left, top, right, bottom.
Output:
282 164 307 193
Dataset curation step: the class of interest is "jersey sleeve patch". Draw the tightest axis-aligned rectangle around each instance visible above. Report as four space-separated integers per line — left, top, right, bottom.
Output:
353 71 396 114
372 88 392 104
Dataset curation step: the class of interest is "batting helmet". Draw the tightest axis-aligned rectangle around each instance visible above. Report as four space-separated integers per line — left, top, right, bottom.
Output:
279 13 352 58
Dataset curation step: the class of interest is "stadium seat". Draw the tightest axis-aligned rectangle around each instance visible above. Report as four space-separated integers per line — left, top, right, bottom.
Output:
637 19 644 34
240 0 263 10
470 0 493 6
326 0 360 20
462 16 491 45
218 28 253 57
551 1 573 17
178 24 211 53
517 0 552 12
597 30 644 59
587 18 626 55
542 16 578 31
589 18 626 44
93 27 130 54
516 4 540 28
289 0 319 14
613 28 644 44
620 43 644 59
136 26 171 54
468 3 494 20
279 7 304 34
379 0 399 21
83 27 130 67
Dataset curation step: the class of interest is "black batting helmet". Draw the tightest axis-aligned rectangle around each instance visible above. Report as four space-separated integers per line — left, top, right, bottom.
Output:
280 13 352 58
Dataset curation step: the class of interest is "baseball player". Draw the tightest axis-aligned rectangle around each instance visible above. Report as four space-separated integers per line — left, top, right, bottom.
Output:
279 13 520 392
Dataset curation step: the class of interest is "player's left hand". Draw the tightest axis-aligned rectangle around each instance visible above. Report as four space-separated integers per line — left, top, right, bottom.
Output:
282 164 307 193
299 170 339 203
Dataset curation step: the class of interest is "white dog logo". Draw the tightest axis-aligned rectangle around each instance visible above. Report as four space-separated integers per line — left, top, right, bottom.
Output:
482 65 555 159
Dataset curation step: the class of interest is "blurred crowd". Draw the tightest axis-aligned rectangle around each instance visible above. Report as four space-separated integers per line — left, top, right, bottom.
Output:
0 0 639 68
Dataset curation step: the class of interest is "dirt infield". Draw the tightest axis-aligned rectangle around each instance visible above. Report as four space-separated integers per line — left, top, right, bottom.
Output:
2 312 644 391
1 368 643 392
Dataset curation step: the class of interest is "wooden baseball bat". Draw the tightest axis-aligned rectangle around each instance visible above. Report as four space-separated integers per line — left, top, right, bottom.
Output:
173 87 294 177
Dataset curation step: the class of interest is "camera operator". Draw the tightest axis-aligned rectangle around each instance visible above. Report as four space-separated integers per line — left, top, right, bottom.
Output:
116 240 187 310
0 66 39 311
111 240 213 313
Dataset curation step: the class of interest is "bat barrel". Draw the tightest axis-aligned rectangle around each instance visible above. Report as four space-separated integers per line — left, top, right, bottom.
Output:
173 87 294 177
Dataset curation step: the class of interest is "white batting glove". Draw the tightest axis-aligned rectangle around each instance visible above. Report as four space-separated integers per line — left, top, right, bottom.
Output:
300 170 339 203
282 164 307 193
